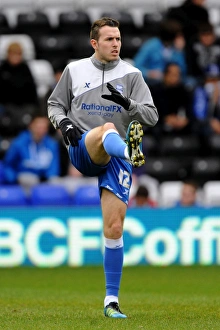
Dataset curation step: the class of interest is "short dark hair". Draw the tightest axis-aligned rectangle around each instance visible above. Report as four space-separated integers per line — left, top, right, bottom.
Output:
159 19 183 43
198 22 214 35
90 17 120 40
183 180 198 190
135 185 149 198
164 62 181 74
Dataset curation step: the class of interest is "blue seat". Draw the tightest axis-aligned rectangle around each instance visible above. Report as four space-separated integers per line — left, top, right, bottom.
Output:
72 185 100 206
0 185 28 206
0 161 5 183
30 184 70 206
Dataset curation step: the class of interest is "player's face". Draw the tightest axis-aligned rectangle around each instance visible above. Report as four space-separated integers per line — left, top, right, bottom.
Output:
91 25 121 63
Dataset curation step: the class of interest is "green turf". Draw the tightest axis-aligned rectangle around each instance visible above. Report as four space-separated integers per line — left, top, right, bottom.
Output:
0 266 220 330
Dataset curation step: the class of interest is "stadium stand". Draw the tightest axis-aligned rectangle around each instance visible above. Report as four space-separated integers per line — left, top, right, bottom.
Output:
159 181 183 208
30 183 70 206
34 34 74 66
0 12 12 34
0 185 28 206
57 10 91 36
15 11 52 37
191 157 220 186
203 180 220 207
0 137 11 160
158 135 201 158
144 157 190 183
0 0 220 206
27 59 55 98
72 185 100 206
208 134 220 156
0 161 5 184
0 34 36 60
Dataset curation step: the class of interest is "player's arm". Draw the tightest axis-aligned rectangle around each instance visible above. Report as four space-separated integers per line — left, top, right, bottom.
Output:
47 66 83 146
48 66 73 129
127 72 159 127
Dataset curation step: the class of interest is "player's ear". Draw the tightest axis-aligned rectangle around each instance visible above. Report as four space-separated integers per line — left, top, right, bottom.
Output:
90 39 97 50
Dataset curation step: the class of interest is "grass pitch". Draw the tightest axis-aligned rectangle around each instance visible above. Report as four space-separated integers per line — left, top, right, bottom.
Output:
0 266 220 330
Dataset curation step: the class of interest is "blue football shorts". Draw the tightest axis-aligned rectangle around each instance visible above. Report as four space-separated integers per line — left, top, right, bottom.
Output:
68 132 132 205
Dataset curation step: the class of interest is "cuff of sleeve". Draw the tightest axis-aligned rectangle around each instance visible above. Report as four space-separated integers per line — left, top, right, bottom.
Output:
127 99 136 111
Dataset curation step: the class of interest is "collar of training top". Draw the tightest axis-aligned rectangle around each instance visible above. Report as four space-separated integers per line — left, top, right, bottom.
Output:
90 54 120 71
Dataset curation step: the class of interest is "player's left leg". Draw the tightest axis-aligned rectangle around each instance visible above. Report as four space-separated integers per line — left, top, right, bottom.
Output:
85 121 145 168
101 188 127 318
85 122 129 166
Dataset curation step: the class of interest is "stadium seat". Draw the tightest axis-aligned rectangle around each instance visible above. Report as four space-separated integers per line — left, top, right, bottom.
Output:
130 173 159 202
0 13 11 34
58 10 91 35
0 185 28 206
0 161 5 184
203 181 220 207
72 34 93 59
209 7 220 27
34 34 73 65
0 0 35 8
142 134 158 157
100 10 137 35
208 134 220 156
27 59 55 98
159 181 183 208
191 157 220 185
0 136 11 156
139 12 163 37
30 183 70 206
72 185 100 206
159 135 200 158
144 157 189 183
15 11 52 36
0 34 36 61
37 0 78 8
120 34 147 59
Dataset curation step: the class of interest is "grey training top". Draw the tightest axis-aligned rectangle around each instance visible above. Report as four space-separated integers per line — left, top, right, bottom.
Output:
48 55 158 139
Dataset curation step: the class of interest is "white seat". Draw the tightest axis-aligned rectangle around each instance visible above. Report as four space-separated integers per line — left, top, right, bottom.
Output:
130 174 159 203
209 8 220 26
27 59 55 98
159 181 183 208
203 181 220 207
0 0 35 7
0 34 36 61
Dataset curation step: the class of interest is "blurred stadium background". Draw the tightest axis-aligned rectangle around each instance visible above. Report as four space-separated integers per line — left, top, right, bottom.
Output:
0 0 220 269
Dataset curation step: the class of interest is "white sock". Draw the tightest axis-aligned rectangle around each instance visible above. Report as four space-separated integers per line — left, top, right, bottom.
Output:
124 146 129 160
104 236 123 249
104 295 119 307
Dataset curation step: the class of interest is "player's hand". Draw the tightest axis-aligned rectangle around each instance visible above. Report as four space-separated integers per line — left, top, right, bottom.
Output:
101 82 131 110
59 118 83 147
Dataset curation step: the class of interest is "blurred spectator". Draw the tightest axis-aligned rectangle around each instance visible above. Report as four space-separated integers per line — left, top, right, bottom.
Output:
3 116 60 192
129 172 159 205
166 0 210 45
174 180 201 207
192 63 220 148
150 62 193 136
187 22 220 83
129 185 157 208
133 19 187 86
0 42 39 136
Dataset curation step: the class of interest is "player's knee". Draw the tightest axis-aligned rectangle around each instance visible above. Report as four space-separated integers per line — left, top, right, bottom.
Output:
103 122 117 132
106 222 123 239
